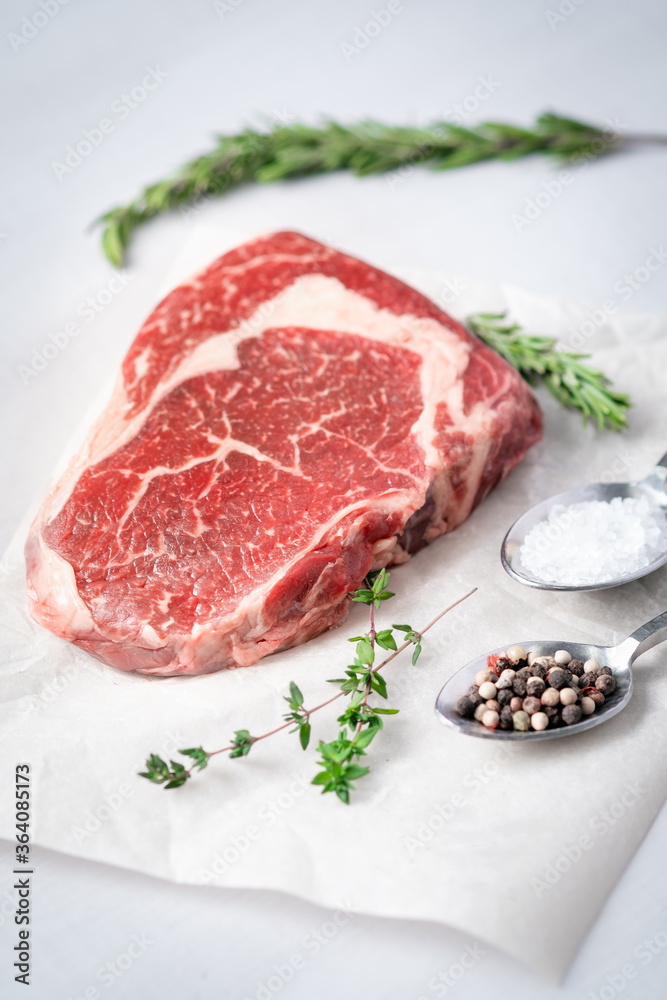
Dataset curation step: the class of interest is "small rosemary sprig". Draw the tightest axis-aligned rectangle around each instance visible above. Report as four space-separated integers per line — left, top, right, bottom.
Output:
139 574 476 803
97 113 665 265
467 312 631 431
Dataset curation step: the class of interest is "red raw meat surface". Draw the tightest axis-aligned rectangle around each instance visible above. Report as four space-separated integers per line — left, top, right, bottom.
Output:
26 232 541 674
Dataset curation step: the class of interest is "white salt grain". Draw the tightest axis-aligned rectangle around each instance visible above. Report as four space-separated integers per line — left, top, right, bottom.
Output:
518 495 667 586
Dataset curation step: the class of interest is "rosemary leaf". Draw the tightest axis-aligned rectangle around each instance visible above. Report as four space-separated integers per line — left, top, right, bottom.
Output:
467 312 630 431
96 112 653 265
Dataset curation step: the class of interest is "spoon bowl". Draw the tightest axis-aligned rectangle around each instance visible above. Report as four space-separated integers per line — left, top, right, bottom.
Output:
435 611 667 741
501 452 667 592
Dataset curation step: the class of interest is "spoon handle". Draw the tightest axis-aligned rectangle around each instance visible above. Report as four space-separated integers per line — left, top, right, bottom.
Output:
615 610 667 663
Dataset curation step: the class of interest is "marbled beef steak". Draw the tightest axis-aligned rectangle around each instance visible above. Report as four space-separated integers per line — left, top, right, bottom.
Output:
26 232 542 675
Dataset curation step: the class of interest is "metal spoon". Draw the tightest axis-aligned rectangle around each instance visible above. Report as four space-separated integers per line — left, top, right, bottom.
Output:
435 611 667 741
501 450 667 591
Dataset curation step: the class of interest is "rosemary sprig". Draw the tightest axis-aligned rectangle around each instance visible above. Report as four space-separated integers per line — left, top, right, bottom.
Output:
97 113 664 265
139 575 477 803
467 312 631 431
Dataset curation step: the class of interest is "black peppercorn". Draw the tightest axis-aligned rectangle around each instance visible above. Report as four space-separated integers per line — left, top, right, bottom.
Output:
494 657 511 672
516 666 532 681
562 704 582 726
543 705 560 726
496 688 513 708
568 659 585 676
530 663 547 679
526 676 546 698
579 671 597 690
596 674 616 695
598 665 612 676
547 667 570 690
455 696 476 719
499 705 513 730
512 677 528 697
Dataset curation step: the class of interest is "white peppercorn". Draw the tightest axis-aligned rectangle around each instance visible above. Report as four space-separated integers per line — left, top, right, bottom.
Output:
527 650 539 665
507 645 527 664
475 668 497 687
485 699 500 714
584 658 600 672
531 712 549 731
510 696 524 712
580 696 596 715
540 687 560 708
496 668 516 688
478 681 498 700
560 688 578 706
481 709 499 729
474 703 487 722
554 649 572 665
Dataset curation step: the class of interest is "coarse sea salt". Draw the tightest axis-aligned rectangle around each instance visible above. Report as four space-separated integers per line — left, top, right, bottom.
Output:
518 495 667 586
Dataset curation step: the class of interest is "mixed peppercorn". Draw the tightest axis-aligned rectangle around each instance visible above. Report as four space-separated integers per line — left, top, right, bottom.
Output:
455 645 616 732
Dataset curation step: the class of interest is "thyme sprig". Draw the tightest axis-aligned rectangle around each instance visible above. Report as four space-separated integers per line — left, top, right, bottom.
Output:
139 574 476 803
468 311 631 432
97 113 665 265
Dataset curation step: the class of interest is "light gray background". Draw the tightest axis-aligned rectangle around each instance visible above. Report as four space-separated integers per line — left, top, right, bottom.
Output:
1 0 666 997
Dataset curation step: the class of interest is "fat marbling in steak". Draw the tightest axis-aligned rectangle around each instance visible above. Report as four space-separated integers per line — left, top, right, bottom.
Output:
26 232 542 674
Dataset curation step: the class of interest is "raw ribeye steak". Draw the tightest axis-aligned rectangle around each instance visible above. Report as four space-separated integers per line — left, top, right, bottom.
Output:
26 232 542 675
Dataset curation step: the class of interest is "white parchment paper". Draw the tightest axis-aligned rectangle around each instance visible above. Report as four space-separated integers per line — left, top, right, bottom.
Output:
2 228 667 980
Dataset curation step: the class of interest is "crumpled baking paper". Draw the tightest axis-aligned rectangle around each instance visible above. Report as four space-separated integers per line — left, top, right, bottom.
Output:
2 227 667 980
